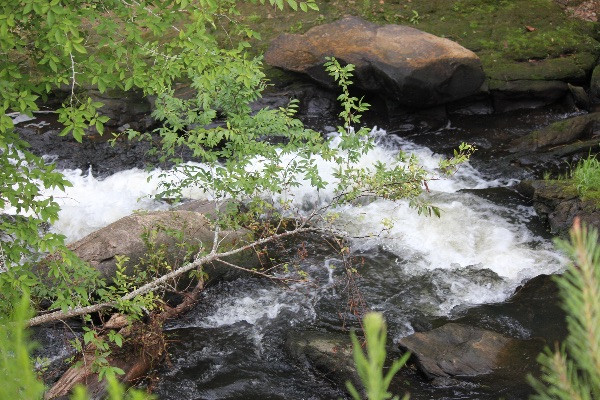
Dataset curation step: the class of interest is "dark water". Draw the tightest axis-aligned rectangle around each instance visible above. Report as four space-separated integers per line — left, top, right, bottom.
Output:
149 109 569 400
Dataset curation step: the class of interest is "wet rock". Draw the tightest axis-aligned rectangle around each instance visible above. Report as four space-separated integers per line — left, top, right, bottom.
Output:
285 331 361 393
568 84 591 111
448 274 567 345
398 323 544 380
16 122 179 177
490 80 568 113
509 112 600 152
518 180 600 235
447 91 494 116
86 89 154 132
387 104 449 133
265 16 485 107
45 210 259 284
591 65 600 103
31 322 83 385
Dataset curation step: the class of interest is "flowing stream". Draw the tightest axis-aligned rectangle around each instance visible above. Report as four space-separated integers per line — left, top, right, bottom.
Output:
37 111 568 399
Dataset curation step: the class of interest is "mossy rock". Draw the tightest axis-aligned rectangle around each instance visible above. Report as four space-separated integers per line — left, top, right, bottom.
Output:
489 79 569 112
519 179 600 235
241 0 600 86
591 65 600 102
482 52 598 82
510 112 600 152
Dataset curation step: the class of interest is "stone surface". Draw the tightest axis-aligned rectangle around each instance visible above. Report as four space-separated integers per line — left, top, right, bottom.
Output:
490 80 568 113
55 210 259 283
568 84 591 111
265 16 485 107
446 274 567 345
518 180 600 235
510 112 600 152
86 89 154 132
591 65 600 103
285 331 360 392
398 323 544 380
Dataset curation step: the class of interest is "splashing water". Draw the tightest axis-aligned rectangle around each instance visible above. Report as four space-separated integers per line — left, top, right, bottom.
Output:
34 127 567 399
43 128 564 306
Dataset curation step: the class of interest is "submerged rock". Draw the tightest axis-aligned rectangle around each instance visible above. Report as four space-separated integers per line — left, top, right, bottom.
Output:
449 274 567 345
490 80 568 113
285 331 361 393
398 323 543 381
265 16 485 107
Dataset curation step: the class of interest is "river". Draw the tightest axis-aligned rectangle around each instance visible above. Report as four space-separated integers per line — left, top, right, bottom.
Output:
32 107 570 399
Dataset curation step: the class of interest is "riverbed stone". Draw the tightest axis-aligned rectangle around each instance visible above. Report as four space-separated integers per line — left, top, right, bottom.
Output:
265 16 485 107
518 180 600 236
591 65 600 103
489 79 569 113
398 323 544 380
285 331 361 393
445 274 567 345
568 84 591 111
86 88 154 132
510 112 600 152
51 210 259 284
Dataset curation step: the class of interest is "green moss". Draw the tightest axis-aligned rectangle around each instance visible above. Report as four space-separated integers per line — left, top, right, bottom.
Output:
239 0 600 84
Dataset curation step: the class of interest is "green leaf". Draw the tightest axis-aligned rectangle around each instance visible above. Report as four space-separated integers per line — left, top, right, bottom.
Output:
95 120 104 135
47 10 55 27
73 42 87 54
286 0 297 10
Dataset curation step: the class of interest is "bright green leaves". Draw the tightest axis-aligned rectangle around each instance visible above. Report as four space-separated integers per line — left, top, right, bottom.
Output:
347 313 409 400
571 155 600 199
0 127 76 314
57 98 108 142
0 295 46 400
324 57 371 129
438 142 477 175
260 0 318 11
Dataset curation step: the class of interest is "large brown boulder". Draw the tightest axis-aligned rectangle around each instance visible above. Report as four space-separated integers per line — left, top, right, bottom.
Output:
64 210 259 283
265 17 485 107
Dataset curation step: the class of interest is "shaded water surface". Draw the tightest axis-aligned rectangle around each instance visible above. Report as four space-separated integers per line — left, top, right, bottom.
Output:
35 109 571 399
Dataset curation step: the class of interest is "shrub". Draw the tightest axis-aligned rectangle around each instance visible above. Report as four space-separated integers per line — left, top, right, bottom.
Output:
572 155 600 199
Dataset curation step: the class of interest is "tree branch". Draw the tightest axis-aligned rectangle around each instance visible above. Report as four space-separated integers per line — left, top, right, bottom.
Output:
26 225 316 327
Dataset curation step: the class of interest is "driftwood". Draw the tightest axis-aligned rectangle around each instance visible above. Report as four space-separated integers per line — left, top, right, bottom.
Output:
44 279 205 400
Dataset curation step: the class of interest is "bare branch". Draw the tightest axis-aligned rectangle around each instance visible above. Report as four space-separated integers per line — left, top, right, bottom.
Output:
26 225 317 327
214 257 305 283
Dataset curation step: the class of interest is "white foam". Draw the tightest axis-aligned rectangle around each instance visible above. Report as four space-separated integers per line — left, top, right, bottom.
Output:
44 168 169 242
191 287 315 329
36 128 565 314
